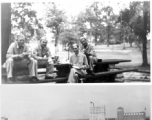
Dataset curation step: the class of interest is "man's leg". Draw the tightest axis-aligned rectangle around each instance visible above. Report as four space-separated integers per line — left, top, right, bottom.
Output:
46 60 54 75
68 68 85 83
6 58 14 79
28 57 38 77
68 68 78 83
88 56 97 71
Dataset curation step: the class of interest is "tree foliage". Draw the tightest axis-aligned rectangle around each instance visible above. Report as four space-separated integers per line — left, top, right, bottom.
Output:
117 1 150 66
45 2 67 49
11 2 38 42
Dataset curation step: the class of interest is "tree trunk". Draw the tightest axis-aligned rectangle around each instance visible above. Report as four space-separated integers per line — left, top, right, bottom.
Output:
55 27 59 54
142 1 149 66
99 34 102 44
94 31 97 46
129 38 132 47
107 33 110 47
123 34 126 49
1 3 11 64
107 26 110 47
129 42 132 47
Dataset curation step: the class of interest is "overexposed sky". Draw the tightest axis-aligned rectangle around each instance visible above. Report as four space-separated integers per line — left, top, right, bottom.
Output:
31 0 131 19
1 85 151 120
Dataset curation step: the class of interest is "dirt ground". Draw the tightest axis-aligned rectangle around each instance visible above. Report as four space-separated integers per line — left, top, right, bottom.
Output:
95 44 150 71
56 44 150 71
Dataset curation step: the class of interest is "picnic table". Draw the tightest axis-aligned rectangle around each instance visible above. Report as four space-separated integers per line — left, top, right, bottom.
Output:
37 59 136 83
2 59 137 84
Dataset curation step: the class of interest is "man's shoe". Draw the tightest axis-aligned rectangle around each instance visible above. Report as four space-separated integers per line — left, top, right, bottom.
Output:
45 73 57 79
6 77 13 84
88 70 95 76
90 71 95 76
29 77 39 83
45 74 53 79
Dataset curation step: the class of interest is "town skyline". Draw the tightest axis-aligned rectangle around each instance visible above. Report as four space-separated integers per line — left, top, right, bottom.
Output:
1 85 151 120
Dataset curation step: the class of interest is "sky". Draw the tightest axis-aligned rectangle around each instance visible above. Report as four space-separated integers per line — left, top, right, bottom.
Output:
1 85 151 120
32 0 131 18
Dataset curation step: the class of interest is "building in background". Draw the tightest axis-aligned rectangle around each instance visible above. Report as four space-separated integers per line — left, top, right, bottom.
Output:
117 107 146 120
106 118 116 120
90 102 106 120
117 107 125 120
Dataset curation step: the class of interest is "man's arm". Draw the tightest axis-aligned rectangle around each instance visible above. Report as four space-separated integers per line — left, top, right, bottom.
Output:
6 43 20 59
69 55 73 64
32 47 43 60
22 44 32 58
46 47 52 59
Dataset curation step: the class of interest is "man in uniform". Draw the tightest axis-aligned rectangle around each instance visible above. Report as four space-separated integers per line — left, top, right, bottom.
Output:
33 37 56 79
5 34 38 83
80 37 98 75
68 43 88 83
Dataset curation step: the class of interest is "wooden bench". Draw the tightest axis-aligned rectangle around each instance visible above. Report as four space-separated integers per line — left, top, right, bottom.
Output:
79 68 138 83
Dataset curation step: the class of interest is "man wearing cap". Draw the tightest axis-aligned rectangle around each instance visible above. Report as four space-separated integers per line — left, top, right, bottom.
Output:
68 43 89 83
5 34 38 83
80 37 98 75
33 37 56 79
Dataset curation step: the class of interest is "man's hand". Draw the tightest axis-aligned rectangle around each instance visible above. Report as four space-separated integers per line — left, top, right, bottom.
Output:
14 54 24 59
82 49 87 54
83 49 91 56
22 52 29 56
22 52 30 58
42 57 48 61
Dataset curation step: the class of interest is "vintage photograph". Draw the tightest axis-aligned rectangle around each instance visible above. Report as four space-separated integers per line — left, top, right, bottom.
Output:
1 0 150 84
1 85 151 120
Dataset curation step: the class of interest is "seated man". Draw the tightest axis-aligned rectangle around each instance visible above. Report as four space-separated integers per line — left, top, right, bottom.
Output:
80 37 98 75
5 34 38 83
32 37 56 79
68 44 89 83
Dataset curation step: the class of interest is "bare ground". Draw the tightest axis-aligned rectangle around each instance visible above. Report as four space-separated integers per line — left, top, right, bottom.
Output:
57 44 150 71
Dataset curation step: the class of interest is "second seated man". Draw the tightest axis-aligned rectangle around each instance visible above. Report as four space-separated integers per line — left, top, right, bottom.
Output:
33 37 56 79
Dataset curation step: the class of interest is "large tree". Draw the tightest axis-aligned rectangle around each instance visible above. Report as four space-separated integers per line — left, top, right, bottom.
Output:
45 2 66 53
129 1 150 66
11 2 38 43
117 1 150 66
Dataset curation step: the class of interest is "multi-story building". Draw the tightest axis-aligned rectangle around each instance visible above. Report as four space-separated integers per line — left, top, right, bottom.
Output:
117 107 146 120
117 107 124 120
90 102 106 120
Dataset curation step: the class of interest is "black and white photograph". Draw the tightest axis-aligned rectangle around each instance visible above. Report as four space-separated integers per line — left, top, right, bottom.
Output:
1 0 150 84
1 85 151 120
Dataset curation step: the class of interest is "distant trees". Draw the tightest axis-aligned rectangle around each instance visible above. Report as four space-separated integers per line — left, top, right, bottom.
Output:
117 1 150 66
73 2 118 46
102 6 117 46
